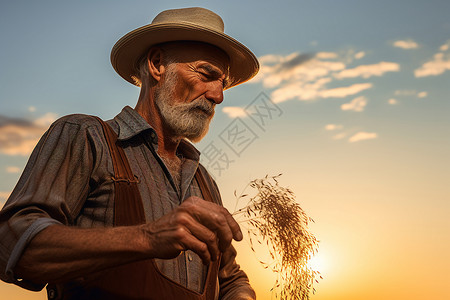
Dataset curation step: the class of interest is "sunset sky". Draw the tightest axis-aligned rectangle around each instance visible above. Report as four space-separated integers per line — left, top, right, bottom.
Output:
1 1 449 299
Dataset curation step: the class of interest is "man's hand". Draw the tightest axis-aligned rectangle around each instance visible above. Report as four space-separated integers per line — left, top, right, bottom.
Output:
141 196 242 264
15 197 242 283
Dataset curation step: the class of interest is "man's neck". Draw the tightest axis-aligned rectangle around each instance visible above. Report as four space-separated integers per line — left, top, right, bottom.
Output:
135 93 180 159
157 131 181 159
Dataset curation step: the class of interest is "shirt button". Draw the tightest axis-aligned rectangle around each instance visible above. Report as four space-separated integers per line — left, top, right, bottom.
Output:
188 253 193 261
150 132 157 141
48 289 56 299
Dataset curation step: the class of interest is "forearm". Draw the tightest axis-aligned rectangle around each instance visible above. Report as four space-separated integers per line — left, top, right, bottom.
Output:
13 197 244 286
14 224 148 284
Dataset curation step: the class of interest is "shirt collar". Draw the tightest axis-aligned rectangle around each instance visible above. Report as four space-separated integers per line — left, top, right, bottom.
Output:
178 139 200 161
114 106 154 142
113 106 201 161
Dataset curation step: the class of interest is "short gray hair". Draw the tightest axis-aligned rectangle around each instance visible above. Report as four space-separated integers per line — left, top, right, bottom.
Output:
133 43 178 87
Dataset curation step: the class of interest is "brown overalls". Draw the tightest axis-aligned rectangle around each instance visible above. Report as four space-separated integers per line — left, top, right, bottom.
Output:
47 118 220 300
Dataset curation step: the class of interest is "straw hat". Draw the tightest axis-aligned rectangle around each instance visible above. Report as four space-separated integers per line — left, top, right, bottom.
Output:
111 7 259 89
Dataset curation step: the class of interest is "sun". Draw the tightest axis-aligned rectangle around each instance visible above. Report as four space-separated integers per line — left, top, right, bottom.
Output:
308 252 327 274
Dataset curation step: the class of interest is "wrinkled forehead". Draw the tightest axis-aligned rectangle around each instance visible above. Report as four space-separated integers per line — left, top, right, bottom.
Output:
157 41 230 75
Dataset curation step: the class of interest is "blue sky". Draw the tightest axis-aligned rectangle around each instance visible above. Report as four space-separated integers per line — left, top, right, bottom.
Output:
1 1 449 299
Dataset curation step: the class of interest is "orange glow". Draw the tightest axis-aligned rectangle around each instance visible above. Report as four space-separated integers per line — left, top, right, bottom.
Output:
308 252 327 275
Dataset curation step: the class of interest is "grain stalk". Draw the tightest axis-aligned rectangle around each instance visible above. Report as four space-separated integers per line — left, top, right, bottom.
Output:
233 174 320 299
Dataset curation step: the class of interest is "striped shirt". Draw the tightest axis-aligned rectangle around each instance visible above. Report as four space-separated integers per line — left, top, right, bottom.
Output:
0 106 254 299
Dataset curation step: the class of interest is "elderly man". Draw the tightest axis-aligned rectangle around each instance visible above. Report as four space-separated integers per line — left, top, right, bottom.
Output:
0 7 259 300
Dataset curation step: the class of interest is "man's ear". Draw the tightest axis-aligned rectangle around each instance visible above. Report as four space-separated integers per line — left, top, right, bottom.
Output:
147 48 166 82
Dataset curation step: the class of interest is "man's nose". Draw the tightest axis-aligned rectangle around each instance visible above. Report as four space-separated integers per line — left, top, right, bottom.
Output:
205 83 224 104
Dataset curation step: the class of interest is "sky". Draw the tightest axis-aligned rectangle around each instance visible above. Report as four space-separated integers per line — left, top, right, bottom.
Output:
1 0 449 299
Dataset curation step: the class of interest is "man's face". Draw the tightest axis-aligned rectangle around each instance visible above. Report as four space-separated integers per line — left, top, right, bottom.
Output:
154 43 229 142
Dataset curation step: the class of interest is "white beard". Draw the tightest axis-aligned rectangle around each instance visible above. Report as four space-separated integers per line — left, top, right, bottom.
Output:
154 65 215 142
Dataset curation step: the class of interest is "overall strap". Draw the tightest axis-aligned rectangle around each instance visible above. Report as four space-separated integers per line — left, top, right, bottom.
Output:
194 166 222 300
194 166 215 204
92 116 146 226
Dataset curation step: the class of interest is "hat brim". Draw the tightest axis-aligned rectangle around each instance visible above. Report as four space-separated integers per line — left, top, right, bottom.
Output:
111 23 259 89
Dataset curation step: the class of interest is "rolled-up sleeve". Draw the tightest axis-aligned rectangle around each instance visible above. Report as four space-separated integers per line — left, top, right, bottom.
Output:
0 116 97 290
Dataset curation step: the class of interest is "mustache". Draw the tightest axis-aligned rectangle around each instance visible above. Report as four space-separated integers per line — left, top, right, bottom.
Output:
188 98 215 115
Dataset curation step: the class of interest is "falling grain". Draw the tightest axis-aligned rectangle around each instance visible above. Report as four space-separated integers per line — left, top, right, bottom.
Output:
233 174 320 299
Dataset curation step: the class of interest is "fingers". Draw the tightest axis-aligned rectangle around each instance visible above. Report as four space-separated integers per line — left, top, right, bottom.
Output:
180 197 243 252
171 213 220 262
175 229 212 265
224 211 244 241
145 197 242 264
145 216 215 264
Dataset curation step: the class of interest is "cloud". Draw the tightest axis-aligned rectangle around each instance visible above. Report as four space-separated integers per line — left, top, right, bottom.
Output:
320 83 373 99
388 98 398 105
325 124 343 131
0 113 57 156
393 39 419 49
341 96 368 112
0 123 44 156
354 51 366 60
252 52 343 89
0 192 10 199
439 41 450 52
417 91 428 98
348 131 378 143
334 62 400 79
414 53 450 77
271 79 373 103
0 191 11 207
6 166 21 173
34 113 58 127
316 52 338 59
271 77 333 102
222 106 247 118
251 50 395 103
394 90 428 98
